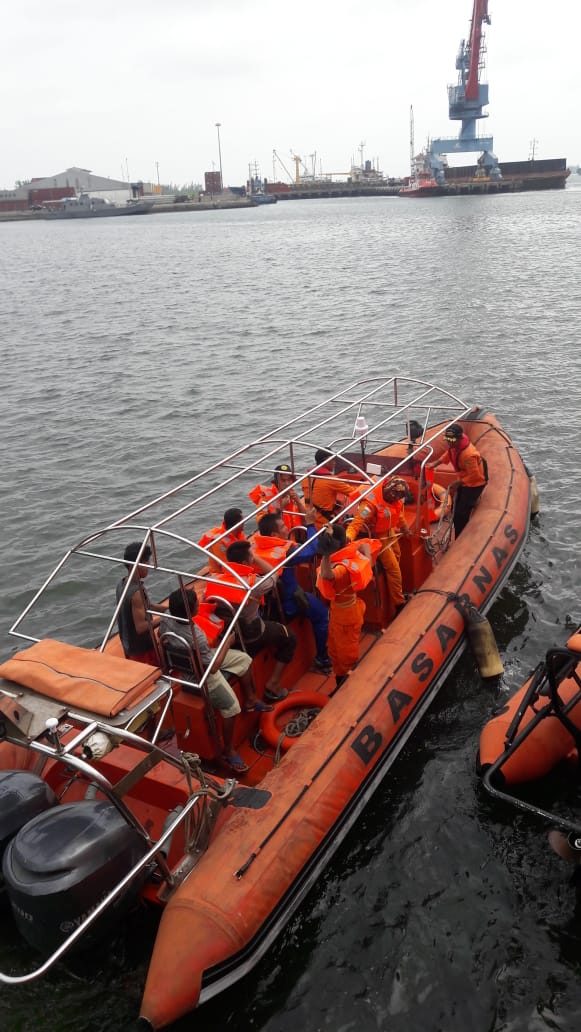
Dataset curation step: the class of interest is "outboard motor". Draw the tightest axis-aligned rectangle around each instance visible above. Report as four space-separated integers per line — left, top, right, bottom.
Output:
3 800 150 954
0 771 57 878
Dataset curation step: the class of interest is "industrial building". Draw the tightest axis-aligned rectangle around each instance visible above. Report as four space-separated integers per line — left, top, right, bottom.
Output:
0 167 143 213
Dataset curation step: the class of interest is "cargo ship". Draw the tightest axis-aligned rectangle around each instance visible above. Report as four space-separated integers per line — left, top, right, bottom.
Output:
441 158 570 193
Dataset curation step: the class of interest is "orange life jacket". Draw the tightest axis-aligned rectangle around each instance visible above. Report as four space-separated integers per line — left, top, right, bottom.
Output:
316 539 380 601
193 602 224 646
384 497 407 535
198 523 245 571
249 483 304 530
208 561 258 607
251 533 293 569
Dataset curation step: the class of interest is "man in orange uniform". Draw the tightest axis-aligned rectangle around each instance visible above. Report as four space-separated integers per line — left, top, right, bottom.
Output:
428 424 487 537
316 527 375 686
198 508 246 573
303 449 361 530
249 463 305 531
346 477 411 616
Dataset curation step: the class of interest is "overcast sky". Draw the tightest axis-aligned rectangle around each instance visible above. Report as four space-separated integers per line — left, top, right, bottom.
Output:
2 0 579 189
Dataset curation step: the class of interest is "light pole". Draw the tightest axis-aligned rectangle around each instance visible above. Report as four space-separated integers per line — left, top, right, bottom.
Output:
215 122 223 192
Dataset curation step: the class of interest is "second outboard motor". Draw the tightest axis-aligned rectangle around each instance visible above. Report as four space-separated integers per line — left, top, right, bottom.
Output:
3 800 150 954
0 771 57 877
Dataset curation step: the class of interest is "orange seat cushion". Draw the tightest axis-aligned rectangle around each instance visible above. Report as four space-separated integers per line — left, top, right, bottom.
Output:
0 639 160 718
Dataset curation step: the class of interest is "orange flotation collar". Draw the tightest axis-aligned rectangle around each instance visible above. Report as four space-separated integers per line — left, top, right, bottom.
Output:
259 690 329 752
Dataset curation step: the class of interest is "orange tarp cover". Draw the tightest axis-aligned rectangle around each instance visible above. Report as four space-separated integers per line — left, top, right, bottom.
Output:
0 639 160 717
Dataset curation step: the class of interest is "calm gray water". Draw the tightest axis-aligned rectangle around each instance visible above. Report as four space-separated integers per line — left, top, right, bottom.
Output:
1 188 581 1031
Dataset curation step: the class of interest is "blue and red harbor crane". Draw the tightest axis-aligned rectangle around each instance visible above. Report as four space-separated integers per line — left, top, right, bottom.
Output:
428 0 500 183
401 1 569 195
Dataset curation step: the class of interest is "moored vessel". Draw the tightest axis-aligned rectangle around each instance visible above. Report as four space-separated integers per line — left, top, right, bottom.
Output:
45 193 154 218
399 175 448 198
0 377 532 1028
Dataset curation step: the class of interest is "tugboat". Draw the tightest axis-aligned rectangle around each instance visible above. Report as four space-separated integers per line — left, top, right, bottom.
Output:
248 163 277 205
0 377 532 1029
399 107 448 198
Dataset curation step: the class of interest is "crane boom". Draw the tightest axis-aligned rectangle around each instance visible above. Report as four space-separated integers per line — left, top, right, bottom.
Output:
466 0 490 101
272 149 294 184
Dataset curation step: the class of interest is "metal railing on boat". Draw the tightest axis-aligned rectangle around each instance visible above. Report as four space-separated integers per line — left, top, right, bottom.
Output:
7 376 472 670
0 718 235 985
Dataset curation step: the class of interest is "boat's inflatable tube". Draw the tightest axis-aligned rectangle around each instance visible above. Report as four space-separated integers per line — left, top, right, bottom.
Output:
479 673 581 785
260 691 329 752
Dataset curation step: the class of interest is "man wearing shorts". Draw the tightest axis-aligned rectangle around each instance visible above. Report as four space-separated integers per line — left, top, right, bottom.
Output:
160 588 271 772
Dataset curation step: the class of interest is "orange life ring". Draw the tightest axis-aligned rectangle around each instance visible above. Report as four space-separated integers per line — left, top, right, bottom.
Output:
259 690 329 752
429 482 452 523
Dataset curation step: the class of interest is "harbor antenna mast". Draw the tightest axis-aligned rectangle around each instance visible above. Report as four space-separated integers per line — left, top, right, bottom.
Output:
429 0 500 183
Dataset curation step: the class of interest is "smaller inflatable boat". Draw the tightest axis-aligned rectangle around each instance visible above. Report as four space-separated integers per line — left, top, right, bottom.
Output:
479 629 581 845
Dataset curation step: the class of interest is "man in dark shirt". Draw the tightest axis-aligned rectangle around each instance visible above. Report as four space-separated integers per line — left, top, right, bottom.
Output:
116 541 165 666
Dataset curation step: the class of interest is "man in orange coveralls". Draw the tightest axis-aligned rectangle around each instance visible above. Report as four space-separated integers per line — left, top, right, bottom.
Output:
346 477 411 616
316 526 376 687
427 423 487 537
302 449 361 530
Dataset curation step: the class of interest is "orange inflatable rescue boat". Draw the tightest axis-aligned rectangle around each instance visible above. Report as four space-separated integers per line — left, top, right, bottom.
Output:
479 631 581 787
479 629 581 862
0 378 533 1029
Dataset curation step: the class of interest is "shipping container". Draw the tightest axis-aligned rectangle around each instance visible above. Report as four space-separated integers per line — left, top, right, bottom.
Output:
204 171 222 194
